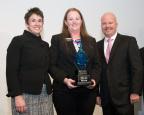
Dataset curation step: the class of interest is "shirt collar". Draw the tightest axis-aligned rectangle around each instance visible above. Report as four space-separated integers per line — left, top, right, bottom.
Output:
104 32 117 42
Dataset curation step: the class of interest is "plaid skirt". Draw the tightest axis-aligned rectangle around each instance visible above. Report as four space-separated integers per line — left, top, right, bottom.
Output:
11 85 54 115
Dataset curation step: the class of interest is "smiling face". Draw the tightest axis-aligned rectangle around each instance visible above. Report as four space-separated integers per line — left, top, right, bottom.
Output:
65 10 82 34
26 13 43 36
101 13 118 38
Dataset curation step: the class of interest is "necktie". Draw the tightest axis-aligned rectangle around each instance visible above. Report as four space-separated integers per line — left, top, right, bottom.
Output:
106 38 112 63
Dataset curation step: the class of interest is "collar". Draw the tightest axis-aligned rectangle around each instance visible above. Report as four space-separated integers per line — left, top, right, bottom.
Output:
23 30 42 41
104 32 117 42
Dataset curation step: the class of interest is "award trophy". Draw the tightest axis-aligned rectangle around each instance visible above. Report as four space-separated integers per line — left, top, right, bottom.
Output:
75 44 91 86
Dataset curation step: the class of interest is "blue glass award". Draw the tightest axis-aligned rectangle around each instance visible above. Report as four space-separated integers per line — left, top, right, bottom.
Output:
75 42 91 86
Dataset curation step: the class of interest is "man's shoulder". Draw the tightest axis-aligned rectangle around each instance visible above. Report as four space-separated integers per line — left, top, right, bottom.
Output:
96 39 104 50
117 33 135 40
97 39 104 45
140 47 144 52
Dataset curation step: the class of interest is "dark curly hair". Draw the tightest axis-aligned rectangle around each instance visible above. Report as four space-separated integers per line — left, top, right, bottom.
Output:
24 7 44 24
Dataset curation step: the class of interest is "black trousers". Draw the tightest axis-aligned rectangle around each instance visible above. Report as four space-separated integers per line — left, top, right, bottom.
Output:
102 101 134 115
53 89 96 115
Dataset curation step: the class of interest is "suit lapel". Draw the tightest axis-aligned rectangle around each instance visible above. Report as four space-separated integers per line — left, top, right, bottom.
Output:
81 37 93 61
101 39 107 63
65 39 77 64
109 34 121 63
81 38 89 57
67 39 76 55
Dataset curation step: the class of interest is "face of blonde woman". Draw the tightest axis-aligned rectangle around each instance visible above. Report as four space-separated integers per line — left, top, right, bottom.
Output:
65 11 82 34
101 13 117 38
26 14 43 36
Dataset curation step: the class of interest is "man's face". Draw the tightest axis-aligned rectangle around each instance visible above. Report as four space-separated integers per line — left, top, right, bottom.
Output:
101 13 117 38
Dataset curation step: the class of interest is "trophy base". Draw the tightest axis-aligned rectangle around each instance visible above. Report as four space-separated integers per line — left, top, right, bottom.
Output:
76 70 91 86
77 81 92 86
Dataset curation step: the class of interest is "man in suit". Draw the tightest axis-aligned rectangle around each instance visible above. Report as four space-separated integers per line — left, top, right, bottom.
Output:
96 12 143 115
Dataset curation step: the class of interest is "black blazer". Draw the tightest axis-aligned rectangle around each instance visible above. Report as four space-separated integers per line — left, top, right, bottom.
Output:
140 47 144 65
6 30 52 97
140 47 144 97
97 33 143 105
50 33 101 92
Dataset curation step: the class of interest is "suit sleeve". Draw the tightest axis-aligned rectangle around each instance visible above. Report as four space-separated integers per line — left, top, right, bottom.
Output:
6 37 23 97
50 35 67 83
140 48 144 95
140 48 144 65
128 37 143 95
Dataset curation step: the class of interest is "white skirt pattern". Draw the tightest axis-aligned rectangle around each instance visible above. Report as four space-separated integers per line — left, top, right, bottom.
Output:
11 85 54 115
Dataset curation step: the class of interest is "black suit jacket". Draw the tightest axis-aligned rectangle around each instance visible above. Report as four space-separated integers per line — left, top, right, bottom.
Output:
50 33 101 92
140 47 144 97
97 33 143 105
6 30 52 97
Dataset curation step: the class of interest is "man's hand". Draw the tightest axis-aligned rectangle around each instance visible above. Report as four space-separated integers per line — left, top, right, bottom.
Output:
130 93 140 104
